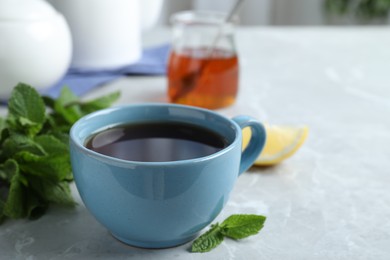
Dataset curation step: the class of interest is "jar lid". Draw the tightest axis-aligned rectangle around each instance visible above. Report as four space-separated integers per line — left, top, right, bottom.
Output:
0 0 58 21
170 10 239 26
171 11 224 26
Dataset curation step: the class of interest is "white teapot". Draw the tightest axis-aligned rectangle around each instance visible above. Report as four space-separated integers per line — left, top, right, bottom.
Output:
47 0 163 70
0 0 72 98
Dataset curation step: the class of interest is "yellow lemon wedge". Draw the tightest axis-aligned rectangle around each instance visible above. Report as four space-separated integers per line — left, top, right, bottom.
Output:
242 124 309 166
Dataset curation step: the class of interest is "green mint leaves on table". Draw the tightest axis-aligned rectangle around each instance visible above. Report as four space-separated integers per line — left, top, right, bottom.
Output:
0 83 120 224
191 214 266 253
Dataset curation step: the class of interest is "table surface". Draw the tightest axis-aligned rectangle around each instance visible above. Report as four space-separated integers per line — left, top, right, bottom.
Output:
1 27 390 260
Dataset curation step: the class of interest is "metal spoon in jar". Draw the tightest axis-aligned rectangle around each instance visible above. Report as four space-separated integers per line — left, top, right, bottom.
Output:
171 0 245 102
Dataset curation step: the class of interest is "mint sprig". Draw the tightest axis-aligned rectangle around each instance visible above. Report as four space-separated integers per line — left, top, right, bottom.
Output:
0 83 120 224
191 214 266 253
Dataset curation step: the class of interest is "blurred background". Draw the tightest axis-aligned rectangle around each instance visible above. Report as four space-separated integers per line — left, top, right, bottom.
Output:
157 0 390 26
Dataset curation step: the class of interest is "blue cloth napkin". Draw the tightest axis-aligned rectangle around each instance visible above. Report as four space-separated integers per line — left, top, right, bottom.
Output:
43 44 170 98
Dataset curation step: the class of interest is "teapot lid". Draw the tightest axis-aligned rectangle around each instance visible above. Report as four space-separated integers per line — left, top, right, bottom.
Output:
0 0 59 21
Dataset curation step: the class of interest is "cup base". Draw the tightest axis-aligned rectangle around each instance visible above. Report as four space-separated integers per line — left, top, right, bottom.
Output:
111 232 198 249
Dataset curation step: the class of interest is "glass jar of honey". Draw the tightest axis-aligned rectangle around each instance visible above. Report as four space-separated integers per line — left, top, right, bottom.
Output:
167 11 239 110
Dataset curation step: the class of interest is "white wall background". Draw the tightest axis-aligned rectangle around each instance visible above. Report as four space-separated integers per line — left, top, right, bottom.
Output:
157 0 389 26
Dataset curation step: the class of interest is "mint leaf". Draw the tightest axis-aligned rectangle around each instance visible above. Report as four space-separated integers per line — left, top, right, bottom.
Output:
53 87 83 124
191 223 224 253
3 167 26 219
0 118 9 145
34 135 68 155
80 91 121 114
8 83 46 123
8 83 45 136
1 134 46 159
0 199 5 224
0 159 19 182
0 170 6 181
16 151 70 182
36 179 75 206
50 132 69 145
56 86 80 106
191 214 267 253
25 187 47 220
41 87 120 133
221 214 266 240
0 118 6 133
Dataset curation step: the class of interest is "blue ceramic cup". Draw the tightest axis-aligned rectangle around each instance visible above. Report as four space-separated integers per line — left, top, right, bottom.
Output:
69 103 266 248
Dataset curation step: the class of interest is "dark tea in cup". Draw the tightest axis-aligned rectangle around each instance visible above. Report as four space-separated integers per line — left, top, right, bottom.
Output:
85 121 228 162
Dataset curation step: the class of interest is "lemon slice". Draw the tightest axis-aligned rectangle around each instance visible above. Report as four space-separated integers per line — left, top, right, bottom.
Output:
242 124 308 166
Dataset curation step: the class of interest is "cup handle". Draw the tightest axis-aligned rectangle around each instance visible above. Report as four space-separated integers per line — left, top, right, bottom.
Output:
232 116 266 176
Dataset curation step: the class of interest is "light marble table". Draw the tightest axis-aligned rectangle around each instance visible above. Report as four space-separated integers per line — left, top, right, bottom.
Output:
1 27 390 259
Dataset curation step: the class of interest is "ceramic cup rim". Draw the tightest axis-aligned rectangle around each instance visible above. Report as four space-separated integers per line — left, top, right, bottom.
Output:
70 103 242 167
